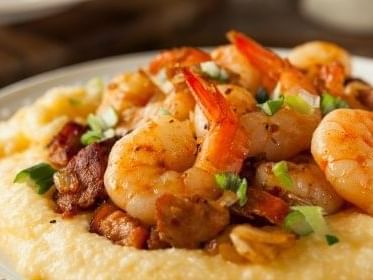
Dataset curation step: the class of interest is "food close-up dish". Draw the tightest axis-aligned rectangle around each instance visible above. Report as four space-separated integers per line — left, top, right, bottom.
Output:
0 30 372 279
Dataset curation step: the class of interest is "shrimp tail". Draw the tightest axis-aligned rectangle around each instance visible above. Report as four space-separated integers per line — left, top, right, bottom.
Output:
183 68 249 173
149 47 211 75
227 30 284 91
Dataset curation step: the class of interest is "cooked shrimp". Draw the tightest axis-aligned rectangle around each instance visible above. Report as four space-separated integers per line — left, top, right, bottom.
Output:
211 45 261 92
311 109 373 214
226 31 321 160
148 47 211 75
228 30 317 95
288 41 351 76
241 108 320 161
194 84 257 138
105 69 249 224
98 70 163 114
255 160 344 214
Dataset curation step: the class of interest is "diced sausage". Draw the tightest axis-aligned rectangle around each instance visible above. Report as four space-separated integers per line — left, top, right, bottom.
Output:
53 138 116 216
231 188 289 225
48 121 87 167
90 202 149 249
155 194 229 249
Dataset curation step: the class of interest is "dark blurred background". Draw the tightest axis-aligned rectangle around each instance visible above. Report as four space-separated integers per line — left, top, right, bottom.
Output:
1 0 373 88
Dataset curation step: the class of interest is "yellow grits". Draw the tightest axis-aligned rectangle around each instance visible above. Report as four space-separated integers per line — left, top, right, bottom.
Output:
0 85 373 280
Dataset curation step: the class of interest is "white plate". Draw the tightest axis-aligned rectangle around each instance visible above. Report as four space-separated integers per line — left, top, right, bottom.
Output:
0 0 91 24
0 49 373 279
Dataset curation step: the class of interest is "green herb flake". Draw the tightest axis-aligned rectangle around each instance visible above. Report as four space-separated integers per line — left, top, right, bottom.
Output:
284 95 313 115
320 92 349 115
272 161 293 190
258 97 284 116
87 114 105 132
200 61 229 82
325 234 339 246
214 172 248 206
285 206 340 246
291 206 328 236
159 108 171 116
81 130 103 145
14 163 56 194
284 210 313 236
101 106 118 128
236 178 248 206
81 107 118 145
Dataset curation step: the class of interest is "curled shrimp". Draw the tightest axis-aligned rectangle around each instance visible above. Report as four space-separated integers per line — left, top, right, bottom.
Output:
227 31 321 160
105 69 249 224
227 30 317 95
255 159 344 214
288 41 351 76
311 109 373 214
148 47 211 75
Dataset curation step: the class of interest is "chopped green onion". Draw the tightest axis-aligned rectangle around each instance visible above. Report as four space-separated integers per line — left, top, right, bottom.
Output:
284 206 339 246
200 61 229 82
255 87 269 104
159 108 171 116
291 206 328 236
284 210 313 236
236 178 248 206
325 234 339 246
272 161 293 190
101 107 118 128
81 130 103 145
320 92 349 115
87 114 105 132
258 97 284 116
214 172 248 206
284 95 313 115
14 163 56 194
81 106 118 145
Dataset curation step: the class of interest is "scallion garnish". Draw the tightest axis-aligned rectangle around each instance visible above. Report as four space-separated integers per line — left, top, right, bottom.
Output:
284 95 313 115
320 92 349 115
14 163 56 194
101 106 119 128
159 108 171 116
258 97 284 116
272 161 293 190
81 106 118 145
285 206 339 246
81 130 103 145
200 61 229 82
284 210 313 236
215 172 248 206
325 234 339 246
255 87 270 104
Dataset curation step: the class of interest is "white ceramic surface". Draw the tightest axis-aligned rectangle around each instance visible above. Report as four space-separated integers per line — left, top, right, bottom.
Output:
0 49 373 279
0 0 91 24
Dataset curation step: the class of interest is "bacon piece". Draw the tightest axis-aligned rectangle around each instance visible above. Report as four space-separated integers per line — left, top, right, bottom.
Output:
47 121 87 167
155 194 229 249
232 188 289 225
53 138 116 216
90 202 149 249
